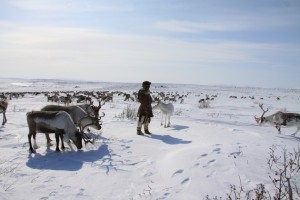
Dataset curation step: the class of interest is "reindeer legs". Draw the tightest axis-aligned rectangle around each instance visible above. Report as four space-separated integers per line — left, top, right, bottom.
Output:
2 112 7 125
275 123 281 134
167 114 172 127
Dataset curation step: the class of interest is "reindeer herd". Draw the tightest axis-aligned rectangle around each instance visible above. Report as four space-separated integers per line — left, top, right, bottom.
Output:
0 89 299 154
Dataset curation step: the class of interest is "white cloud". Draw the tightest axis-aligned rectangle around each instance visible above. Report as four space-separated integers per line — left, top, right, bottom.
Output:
154 20 236 33
0 22 297 67
153 10 300 34
8 0 133 12
0 21 299 83
0 23 248 67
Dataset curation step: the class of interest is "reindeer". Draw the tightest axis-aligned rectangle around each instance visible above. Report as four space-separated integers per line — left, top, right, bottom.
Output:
41 105 103 131
41 104 104 144
255 104 300 135
59 95 72 106
0 99 8 125
26 111 83 153
153 100 174 128
46 93 59 102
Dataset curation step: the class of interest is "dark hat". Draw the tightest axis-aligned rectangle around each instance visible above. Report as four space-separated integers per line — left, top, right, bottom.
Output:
142 81 151 86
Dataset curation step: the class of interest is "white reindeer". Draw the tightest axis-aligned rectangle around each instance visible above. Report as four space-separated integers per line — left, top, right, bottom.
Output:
153 100 174 128
26 111 83 153
255 104 300 136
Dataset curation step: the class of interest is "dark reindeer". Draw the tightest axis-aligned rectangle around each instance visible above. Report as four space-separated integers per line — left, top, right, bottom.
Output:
0 99 8 125
255 104 300 136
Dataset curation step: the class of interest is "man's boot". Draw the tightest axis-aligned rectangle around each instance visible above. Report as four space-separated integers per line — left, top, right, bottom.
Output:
137 129 144 135
144 130 152 135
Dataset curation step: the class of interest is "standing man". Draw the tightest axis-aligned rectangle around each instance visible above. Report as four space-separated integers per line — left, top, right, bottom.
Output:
137 81 153 135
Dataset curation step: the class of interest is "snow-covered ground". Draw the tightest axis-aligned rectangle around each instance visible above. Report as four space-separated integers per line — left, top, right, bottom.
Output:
0 78 299 200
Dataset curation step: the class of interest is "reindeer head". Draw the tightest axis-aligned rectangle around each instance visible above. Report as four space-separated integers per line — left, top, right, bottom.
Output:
87 113 104 131
254 104 269 124
90 100 105 117
71 130 83 149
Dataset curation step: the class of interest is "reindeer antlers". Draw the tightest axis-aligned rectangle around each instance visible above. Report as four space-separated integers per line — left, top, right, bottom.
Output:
255 104 269 124
258 104 269 116
98 99 105 108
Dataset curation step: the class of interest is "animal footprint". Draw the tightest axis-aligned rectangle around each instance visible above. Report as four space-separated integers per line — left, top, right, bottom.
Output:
181 178 190 187
144 172 153 178
206 170 216 178
121 145 130 150
212 148 221 154
194 163 200 167
49 191 58 197
208 159 216 165
172 169 184 177
197 153 208 159
44 176 55 183
203 159 216 168
77 188 86 196
60 185 71 189
121 139 133 143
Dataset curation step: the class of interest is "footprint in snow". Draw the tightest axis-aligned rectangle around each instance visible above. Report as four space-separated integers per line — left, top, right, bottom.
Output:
120 139 133 143
206 170 216 178
121 145 130 150
172 169 184 177
197 153 208 159
212 148 221 154
77 188 87 197
203 159 216 168
194 162 200 167
181 178 190 187
144 171 153 178
44 176 56 183
49 191 58 197
60 185 72 189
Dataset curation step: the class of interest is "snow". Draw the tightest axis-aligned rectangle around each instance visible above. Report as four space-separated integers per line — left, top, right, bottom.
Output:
0 78 299 200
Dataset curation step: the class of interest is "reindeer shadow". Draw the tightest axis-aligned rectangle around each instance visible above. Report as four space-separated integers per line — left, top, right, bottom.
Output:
277 135 300 142
26 144 110 171
149 134 192 145
0 126 5 132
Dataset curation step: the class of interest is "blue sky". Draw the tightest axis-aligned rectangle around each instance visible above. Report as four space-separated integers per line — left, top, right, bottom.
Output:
0 0 299 88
